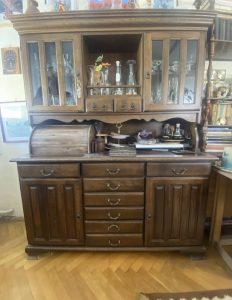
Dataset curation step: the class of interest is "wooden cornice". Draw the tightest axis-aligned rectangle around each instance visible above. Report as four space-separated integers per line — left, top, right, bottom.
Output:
9 9 216 35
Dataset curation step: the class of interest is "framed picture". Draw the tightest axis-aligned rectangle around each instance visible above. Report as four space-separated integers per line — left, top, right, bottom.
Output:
0 0 23 21
1 47 21 74
0 101 31 143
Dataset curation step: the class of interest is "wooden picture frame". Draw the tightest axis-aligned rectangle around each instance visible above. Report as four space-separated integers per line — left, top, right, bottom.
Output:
0 101 31 143
1 47 21 74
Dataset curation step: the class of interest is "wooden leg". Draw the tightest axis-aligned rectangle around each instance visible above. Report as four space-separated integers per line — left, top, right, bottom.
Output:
209 174 228 244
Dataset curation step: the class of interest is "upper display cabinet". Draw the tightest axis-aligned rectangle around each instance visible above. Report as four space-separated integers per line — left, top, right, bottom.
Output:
9 10 215 124
21 33 84 112
143 31 206 111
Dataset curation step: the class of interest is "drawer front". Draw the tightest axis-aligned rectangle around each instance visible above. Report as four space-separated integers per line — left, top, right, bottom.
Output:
83 178 144 192
114 98 142 113
85 234 143 247
147 163 211 177
86 98 113 112
85 221 143 233
82 163 144 177
84 193 144 206
18 163 80 178
85 207 144 220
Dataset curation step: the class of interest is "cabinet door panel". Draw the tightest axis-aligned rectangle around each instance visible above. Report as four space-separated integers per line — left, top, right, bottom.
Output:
143 31 205 112
21 34 84 112
145 178 208 246
20 179 83 246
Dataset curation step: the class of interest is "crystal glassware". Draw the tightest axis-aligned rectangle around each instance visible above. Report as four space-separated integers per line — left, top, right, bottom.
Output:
126 59 137 95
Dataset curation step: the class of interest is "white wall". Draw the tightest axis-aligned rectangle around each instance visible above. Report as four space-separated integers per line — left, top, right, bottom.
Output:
0 23 28 217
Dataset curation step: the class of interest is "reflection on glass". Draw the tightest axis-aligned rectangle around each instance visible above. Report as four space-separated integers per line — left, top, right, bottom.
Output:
168 40 180 104
184 40 197 104
151 40 163 103
62 41 76 106
45 42 59 106
28 43 42 106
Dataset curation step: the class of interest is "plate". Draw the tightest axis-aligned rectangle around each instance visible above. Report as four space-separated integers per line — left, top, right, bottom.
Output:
110 133 129 139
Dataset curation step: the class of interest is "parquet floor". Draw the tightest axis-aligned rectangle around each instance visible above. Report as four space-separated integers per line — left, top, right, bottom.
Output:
0 220 232 300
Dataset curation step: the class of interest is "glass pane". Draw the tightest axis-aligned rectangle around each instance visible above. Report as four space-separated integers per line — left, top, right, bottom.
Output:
168 40 180 104
151 40 163 103
45 42 59 106
28 43 42 106
184 40 197 104
62 41 76 106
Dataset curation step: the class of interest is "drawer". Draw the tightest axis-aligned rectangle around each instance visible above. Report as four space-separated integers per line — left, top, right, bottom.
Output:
85 234 143 247
18 163 80 178
82 163 144 177
147 163 211 177
84 193 144 206
114 98 142 113
83 178 144 192
85 207 144 220
86 98 113 112
85 221 143 233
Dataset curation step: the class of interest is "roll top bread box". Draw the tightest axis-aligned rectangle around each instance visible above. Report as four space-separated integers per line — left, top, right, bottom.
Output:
29 125 95 156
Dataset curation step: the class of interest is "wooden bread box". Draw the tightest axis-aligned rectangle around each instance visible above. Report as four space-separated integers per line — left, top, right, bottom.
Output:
29 125 95 156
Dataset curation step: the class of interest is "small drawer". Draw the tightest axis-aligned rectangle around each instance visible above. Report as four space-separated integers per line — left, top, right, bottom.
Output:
83 178 144 192
147 163 211 177
82 163 144 177
85 207 144 220
85 234 143 247
84 192 144 206
114 98 142 113
85 221 143 233
86 98 113 112
18 163 80 178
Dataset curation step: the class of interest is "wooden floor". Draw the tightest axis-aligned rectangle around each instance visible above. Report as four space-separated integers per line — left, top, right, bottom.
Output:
0 220 232 300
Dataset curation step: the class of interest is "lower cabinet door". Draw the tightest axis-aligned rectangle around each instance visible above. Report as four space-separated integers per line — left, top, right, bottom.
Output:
20 179 84 246
145 178 208 246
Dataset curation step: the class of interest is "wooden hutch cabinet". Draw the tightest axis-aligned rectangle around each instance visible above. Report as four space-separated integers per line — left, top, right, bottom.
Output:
10 10 219 255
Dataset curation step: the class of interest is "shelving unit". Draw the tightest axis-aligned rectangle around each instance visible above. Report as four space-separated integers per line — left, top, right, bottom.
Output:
201 12 232 154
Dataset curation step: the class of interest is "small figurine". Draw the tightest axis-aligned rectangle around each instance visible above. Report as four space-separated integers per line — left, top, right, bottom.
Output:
58 0 65 12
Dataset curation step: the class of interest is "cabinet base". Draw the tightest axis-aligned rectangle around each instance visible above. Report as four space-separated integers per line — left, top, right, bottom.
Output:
25 244 206 257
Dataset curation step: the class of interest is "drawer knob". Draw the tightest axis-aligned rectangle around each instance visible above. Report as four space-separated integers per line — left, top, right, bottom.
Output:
108 239 121 247
108 212 121 220
171 168 187 176
106 168 121 175
40 169 55 177
107 198 121 206
147 214 152 220
106 183 120 191
108 224 120 232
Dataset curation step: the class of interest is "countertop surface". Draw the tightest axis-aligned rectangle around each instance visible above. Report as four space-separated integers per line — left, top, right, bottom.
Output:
12 151 219 163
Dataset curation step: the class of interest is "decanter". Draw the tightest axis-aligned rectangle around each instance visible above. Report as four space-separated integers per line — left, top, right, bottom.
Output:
126 59 137 95
114 60 123 95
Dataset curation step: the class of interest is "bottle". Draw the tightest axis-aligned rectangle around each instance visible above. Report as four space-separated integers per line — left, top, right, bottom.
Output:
115 61 123 95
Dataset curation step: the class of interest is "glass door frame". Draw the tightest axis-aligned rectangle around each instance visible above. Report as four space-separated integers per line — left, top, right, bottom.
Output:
21 33 84 113
143 31 206 112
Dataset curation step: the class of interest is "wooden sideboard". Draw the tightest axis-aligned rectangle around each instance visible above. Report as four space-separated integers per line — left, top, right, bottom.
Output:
14 154 217 255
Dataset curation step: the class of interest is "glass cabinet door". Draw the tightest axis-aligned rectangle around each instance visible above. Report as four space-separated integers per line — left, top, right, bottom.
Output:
22 34 83 112
144 32 205 111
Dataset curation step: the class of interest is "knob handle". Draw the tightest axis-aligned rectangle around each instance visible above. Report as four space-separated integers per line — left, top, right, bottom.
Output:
106 183 120 191
108 239 121 247
108 212 121 220
107 198 121 206
171 168 187 176
40 169 54 177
